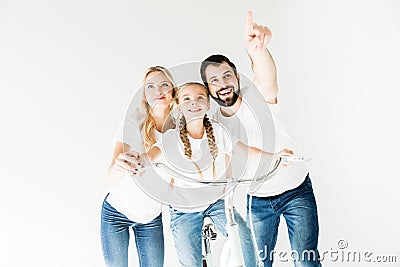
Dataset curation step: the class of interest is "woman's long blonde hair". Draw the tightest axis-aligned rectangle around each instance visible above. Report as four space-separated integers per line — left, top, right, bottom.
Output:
138 66 177 151
176 82 218 179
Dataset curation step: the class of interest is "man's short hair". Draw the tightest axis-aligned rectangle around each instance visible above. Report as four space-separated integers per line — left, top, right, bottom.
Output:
200 54 238 91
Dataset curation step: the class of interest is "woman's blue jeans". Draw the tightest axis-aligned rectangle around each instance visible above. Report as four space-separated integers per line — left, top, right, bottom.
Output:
170 199 257 267
247 175 321 267
100 196 164 267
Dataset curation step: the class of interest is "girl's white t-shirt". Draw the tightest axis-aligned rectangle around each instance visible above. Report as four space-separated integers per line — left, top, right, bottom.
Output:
106 115 163 224
153 122 233 213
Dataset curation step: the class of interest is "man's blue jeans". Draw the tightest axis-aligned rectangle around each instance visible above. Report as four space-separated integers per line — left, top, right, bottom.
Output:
170 199 257 267
247 175 321 267
101 196 164 267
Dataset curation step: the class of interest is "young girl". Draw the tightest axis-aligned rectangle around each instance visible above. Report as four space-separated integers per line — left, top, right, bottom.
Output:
138 82 291 267
101 66 176 267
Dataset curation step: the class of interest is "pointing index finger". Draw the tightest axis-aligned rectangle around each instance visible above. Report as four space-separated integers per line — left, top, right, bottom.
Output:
246 10 255 35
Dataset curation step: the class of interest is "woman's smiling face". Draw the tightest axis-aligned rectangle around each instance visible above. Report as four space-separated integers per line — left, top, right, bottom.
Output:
144 71 174 109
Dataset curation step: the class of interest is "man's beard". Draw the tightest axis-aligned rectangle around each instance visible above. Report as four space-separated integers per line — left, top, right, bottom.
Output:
211 86 241 107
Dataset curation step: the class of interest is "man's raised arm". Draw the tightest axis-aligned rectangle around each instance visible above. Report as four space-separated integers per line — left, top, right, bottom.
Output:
245 11 278 104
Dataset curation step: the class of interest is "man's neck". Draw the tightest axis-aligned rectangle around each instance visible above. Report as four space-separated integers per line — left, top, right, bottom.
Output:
220 96 242 117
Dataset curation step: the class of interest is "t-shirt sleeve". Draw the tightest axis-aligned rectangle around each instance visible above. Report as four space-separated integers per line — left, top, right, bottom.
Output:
150 131 174 175
152 129 173 157
217 123 239 156
112 113 143 152
152 137 162 151
226 131 240 154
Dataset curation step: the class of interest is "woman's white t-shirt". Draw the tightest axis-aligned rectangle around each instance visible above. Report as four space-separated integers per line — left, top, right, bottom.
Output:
106 115 163 224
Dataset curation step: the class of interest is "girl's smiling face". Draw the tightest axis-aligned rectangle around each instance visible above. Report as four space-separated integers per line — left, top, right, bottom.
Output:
177 83 210 122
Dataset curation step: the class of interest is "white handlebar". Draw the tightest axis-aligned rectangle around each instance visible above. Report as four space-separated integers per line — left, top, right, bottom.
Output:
141 156 310 186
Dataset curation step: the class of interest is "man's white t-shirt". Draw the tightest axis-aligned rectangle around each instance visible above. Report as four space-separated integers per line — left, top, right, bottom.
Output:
153 122 233 213
212 86 308 197
106 114 163 224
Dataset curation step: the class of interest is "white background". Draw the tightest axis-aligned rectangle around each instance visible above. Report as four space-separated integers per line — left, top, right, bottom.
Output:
1 0 399 266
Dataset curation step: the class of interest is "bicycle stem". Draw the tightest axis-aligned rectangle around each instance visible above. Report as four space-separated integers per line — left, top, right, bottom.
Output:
225 177 236 227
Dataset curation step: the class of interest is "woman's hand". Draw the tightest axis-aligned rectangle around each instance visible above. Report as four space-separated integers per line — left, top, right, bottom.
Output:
113 151 141 176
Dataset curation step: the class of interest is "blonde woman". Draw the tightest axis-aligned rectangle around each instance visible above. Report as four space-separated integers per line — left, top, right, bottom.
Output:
136 82 292 267
101 66 176 267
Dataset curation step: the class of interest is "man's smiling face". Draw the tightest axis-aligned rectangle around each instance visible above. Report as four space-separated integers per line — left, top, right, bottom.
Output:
205 62 240 107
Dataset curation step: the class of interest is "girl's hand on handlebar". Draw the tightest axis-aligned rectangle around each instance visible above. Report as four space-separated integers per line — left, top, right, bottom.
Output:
275 149 294 168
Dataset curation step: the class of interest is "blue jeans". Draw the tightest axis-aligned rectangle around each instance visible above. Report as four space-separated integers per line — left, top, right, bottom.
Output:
101 196 164 267
170 199 257 267
247 175 321 267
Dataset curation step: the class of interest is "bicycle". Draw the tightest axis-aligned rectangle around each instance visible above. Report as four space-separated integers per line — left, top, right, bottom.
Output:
139 155 310 267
